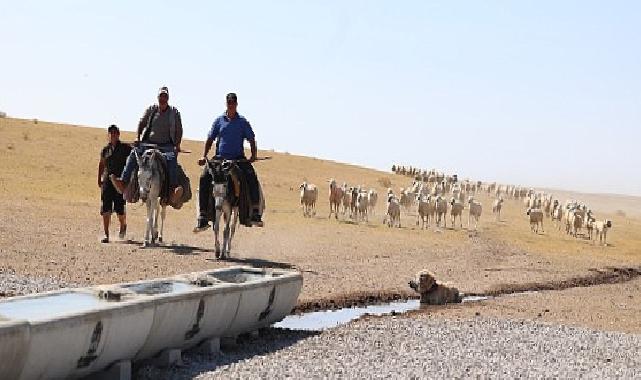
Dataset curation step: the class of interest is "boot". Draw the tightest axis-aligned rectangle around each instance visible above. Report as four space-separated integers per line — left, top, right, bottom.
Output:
193 217 210 233
170 186 183 205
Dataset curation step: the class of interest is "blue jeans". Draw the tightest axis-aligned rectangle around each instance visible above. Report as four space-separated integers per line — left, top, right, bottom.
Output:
120 144 178 186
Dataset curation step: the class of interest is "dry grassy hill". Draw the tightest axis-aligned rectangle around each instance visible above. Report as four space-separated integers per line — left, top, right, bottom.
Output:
1 118 640 316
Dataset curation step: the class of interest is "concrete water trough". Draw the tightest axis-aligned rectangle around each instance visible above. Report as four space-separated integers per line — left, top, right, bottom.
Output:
115 278 237 360
0 266 303 379
0 320 30 380
203 267 304 336
0 288 155 380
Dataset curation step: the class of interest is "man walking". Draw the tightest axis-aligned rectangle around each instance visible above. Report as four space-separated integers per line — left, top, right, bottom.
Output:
195 92 263 230
98 125 131 243
111 86 183 204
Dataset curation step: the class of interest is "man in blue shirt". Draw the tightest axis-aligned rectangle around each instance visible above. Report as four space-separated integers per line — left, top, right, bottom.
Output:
195 93 263 229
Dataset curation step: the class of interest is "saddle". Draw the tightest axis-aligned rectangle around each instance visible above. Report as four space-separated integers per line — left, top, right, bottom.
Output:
123 149 192 209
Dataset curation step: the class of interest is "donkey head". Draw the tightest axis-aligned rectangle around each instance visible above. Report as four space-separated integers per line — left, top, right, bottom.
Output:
137 150 158 202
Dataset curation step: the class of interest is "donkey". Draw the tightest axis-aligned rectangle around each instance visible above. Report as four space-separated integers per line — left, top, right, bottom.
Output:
207 159 239 259
136 149 167 247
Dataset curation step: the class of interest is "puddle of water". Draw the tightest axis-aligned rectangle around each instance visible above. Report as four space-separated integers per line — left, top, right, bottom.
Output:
275 295 492 331
274 299 421 331
121 281 194 295
0 292 110 322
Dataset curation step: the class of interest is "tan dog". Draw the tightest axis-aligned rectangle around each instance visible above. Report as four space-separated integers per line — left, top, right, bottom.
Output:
408 270 462 305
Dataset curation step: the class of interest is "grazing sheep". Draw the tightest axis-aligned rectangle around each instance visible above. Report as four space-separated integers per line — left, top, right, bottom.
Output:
299 182 318 217
586 217 595 240
434 195 448 227
527 208 544 233
355 191 369 222
328 178 343 219
367 189 378 216
341 183 351 215
349 186 359 218
467 197 482 230
567 211 584 237
449 197 465 229
384 194 401 228
416 194 435 229
492 197 504 221
552 202 563 230
594 220 612 246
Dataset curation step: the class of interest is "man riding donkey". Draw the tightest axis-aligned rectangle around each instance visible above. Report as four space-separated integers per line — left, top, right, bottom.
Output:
194 92 264 231
111 86 184 206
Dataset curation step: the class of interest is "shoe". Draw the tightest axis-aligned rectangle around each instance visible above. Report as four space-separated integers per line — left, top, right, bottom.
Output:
193 218 210 233
101 235 109 243
118 225 127 239
250 214 264 227
110 175 127 194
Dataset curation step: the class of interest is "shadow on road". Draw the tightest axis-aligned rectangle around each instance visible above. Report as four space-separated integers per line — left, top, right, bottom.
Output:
135 328 320 379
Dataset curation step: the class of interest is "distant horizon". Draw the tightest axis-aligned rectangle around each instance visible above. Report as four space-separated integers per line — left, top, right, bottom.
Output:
2 2 640 196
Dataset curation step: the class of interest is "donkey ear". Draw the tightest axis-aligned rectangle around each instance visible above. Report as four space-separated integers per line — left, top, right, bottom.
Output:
134 149 142 167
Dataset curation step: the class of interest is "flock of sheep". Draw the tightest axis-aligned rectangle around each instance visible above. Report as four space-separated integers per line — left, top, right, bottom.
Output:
299 180 379 222
511 190 614 245
298 166 614 246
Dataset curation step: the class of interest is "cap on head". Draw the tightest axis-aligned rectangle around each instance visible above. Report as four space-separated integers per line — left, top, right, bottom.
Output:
107 124 119 133
158 86 169 96
226 92 238 103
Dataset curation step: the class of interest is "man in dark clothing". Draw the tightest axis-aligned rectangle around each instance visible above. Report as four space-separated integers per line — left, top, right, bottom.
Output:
111 86 183 205
195 92 263 230
98 125 132 243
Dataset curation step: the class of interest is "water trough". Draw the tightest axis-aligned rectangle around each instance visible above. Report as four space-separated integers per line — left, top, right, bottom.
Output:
0 266 303 380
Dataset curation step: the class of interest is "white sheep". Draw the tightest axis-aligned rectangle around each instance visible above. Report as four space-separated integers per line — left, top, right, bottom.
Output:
328 178 344 220
367 189 378 216
384 194 401 228
527 208 544 233
299 181 318 217
355 190 369 223
492 197 504 221
434 195 448 228
467 197 482 230
449 197 465 229
416 195 434 229
341 183 351 215
594 220 612 246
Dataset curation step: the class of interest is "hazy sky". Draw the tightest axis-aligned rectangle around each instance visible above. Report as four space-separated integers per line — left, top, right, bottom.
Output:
2 1 640 195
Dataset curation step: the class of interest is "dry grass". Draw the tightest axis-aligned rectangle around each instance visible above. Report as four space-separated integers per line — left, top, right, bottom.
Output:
1 117 640 315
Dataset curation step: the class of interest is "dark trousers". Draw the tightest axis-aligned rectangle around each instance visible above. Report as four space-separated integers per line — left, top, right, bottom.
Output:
198 161 261 219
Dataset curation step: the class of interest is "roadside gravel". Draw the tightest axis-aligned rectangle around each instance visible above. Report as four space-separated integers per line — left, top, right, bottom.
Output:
137 316 641 379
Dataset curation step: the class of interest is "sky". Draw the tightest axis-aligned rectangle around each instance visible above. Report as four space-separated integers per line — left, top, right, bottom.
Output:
1 1 640 196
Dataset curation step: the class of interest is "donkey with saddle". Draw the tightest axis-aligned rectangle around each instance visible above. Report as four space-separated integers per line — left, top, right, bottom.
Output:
199 158 265 259
110 86 191 246
194 92 265 259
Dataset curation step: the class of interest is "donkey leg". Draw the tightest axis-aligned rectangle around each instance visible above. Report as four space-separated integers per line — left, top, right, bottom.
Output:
158 204 166 243
213 209 222 257
152 199 160 244
227 208 239 257
144 201 153 247
222 216 231 258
